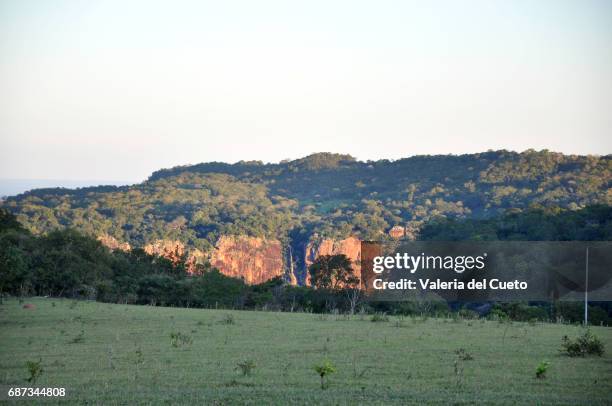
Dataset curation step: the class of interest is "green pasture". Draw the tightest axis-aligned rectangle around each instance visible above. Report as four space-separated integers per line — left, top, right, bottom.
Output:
1 298 610 404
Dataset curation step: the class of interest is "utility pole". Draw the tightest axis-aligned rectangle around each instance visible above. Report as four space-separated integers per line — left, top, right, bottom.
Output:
584 247 589 327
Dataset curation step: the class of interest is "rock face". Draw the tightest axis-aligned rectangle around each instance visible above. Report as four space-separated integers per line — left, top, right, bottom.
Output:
144 240 186 266
98 233 366 286
210 236 284 285
388 225 405 239
387 223 422 240
142 240 205 274
97 234 131 251
304 236 361 286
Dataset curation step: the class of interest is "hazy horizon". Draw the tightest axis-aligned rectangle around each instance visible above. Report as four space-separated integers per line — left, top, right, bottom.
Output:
1 0 611 182
0 178 134 197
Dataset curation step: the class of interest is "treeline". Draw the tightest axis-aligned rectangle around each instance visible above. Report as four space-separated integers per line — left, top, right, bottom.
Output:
2 207 611 325
0 206 612 325
420 204 612 241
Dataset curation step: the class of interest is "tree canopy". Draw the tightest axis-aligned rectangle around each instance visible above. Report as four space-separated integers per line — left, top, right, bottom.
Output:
2 151 610 253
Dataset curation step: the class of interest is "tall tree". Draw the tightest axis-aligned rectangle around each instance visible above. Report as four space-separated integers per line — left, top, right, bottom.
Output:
308 254 359 290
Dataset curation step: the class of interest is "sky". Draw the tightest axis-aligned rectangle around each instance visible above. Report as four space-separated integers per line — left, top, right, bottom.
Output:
1 0 611 184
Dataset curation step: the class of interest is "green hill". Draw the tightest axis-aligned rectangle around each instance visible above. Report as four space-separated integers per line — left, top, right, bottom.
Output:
2 150 610 254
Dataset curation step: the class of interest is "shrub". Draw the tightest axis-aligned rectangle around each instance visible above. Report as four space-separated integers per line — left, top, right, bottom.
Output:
170 332 193 348
560 330 604 357
314 360 337 389
488 307 508 321
454 348 474 361
26 359 43 383
236 359 256 376
535 361 549 379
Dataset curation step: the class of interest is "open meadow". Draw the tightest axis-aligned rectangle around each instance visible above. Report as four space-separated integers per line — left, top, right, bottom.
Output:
1 298 611 405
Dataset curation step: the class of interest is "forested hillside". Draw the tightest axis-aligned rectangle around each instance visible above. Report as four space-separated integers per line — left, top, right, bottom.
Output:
2 150 610 255
2 206 611 323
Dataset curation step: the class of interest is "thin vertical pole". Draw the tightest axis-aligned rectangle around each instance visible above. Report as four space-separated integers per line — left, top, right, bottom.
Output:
584 247 589 326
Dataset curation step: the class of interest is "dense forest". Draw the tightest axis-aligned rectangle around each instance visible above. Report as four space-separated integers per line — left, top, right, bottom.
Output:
1 150 610 255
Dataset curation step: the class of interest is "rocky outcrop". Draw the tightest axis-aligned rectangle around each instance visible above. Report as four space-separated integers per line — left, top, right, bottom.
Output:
304 236 361 286
210 236 284 285
97 234 131 252
388 225 405 239
142 240 205 274
144 240 186 266
98 234 284 280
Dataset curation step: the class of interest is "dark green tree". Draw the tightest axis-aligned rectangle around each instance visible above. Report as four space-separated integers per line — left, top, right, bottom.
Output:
308 254 359 290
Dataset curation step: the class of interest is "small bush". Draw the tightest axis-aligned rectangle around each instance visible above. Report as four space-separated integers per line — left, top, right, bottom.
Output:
370 313 389 322
454 348 474 361
219 314 235 325
26 359 43 383
236 359 256 376
134 347 144 366
170 332 193 348
560 330 604 357
535 361 549 379
488 308 509 322
314 360 336 389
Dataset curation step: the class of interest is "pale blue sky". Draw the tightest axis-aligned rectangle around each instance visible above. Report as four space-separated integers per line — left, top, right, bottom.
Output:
1 0 611 182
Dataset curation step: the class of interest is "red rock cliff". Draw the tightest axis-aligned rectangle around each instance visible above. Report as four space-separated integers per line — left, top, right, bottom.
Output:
144 240 186 266
210 236 284 285
143 240 207 274
304 236 361 286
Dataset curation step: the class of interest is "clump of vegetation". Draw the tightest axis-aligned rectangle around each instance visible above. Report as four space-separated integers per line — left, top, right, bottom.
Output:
219 314 235 325
224 379 255 388
560 330 604 357
314 360 337 389
134 347 144 366
535 361 550 379
458 309 479 320
370 313 389 322
170 332 193 348
25 359 43 383
454 348 474 361
236 359 256 376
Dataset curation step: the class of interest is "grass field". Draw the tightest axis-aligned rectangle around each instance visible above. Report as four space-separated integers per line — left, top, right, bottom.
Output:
1 298 611 405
